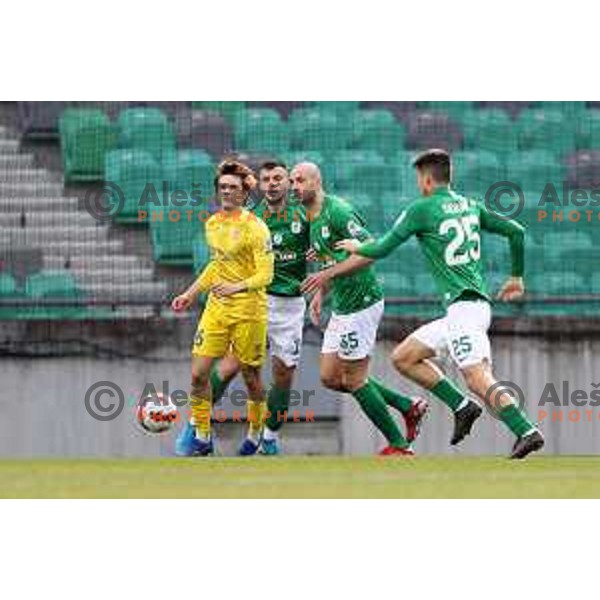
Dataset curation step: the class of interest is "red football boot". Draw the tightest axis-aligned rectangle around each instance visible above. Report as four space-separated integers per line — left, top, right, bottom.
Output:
379 446 415 457
403 398 429 443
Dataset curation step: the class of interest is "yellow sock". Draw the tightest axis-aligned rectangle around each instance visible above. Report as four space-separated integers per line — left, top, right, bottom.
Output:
247 399 267 441
190 394 211 441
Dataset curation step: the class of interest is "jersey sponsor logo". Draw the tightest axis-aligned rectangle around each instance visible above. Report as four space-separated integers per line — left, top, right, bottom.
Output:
321 226 330 239
273 233 283 246
347 220 362 238
291 221 302 234
274 250 297 262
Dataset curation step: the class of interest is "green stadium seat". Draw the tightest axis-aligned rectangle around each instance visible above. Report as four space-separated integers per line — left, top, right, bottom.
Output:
288 109 353 153
351 110 406 157
413 273 438 296
148 151 214 264
382 271 414 296
463 110 518 158
505 150 566 193
25 271 78 297
417 101 474 121
59 109 116 183
537 101 586 123
529 272 586 295
192 102 246 123
23 271 84 319
307 101 360 116
171 150 215 206
118 108 176 164
193 237 211 275
452 151 504 197
234 108 289 155
391 151 421 199
327 150 385 191
0 273 17 296
516 109 575 155
105 150 161 223
282 151 325 170
575 111 600 150
151 214 205 266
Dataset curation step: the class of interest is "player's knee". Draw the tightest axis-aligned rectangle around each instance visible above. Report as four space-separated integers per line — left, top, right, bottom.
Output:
272 357 294 389
191 371 209 396
240 365 263 397
320 371 344 392
461 365 488 398
219 357 241 383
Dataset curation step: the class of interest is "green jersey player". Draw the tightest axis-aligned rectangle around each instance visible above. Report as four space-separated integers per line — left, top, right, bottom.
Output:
208 161 310 454
335 149 544 460
294 162 428 456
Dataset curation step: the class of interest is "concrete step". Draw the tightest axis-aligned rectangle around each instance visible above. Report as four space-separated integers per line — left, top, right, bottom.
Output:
0 154 35 168
0 196 79 212
0 182 63 197
0 168 52 183
3 226 108 243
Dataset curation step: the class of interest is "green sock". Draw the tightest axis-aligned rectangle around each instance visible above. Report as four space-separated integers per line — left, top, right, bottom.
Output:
369 378 413 414
430 378 465 412
499 403 536 438
210 367 230 406
265 385 290 432
353 382 408 448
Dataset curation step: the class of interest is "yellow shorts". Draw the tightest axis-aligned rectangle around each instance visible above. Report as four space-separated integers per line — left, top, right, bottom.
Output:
192 307 268 367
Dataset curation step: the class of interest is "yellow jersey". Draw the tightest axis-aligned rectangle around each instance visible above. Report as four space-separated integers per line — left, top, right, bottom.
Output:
196 208 274 321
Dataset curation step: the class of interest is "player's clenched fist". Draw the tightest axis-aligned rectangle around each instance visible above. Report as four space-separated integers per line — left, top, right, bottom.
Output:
334 239 361 254
171 294 193 312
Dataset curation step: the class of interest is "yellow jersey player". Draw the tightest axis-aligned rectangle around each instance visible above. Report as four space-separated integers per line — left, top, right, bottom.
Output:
172 160 274 456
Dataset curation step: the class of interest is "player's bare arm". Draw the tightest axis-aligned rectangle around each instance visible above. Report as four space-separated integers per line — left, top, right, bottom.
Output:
300 254 374 294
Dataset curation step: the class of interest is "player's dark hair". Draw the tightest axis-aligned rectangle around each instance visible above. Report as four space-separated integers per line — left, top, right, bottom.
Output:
259 160 288 173
413 149 451 184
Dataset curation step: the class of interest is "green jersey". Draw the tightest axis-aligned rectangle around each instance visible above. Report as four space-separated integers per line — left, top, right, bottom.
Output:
357 187 525 307
310 195 384 315
252 200 310 296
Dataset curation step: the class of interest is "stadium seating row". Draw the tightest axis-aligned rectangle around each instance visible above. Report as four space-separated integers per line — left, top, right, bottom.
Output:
61 106 600 180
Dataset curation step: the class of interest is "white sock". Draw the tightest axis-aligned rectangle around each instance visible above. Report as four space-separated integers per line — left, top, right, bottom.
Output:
264 427 278 442
456 398 470 412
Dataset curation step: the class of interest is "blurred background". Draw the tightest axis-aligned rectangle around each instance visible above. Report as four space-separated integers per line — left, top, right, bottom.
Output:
0 101 599 457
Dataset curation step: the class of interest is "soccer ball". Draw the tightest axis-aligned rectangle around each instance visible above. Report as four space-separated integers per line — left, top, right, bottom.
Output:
136 392 178 434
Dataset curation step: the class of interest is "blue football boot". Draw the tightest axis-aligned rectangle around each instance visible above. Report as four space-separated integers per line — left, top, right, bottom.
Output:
175 422 214 457
259 438 281 456
238 437 261 456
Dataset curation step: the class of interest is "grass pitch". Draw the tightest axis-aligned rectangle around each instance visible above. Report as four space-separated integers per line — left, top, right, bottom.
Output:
1 456 600 498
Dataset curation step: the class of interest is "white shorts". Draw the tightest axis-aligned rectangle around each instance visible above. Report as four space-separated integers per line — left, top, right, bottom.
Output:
322 300 384 360
267 294 306 367
411 300 492 368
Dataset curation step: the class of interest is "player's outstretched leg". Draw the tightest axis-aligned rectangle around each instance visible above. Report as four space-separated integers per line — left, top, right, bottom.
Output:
368 378 429 443
392 337 482 446
321 354 413 456
239 364 268 456
260 357 295 455
176 356 215 457
462 364 544 459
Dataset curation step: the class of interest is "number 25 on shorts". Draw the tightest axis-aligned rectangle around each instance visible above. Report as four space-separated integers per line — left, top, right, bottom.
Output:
451 335 472 360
